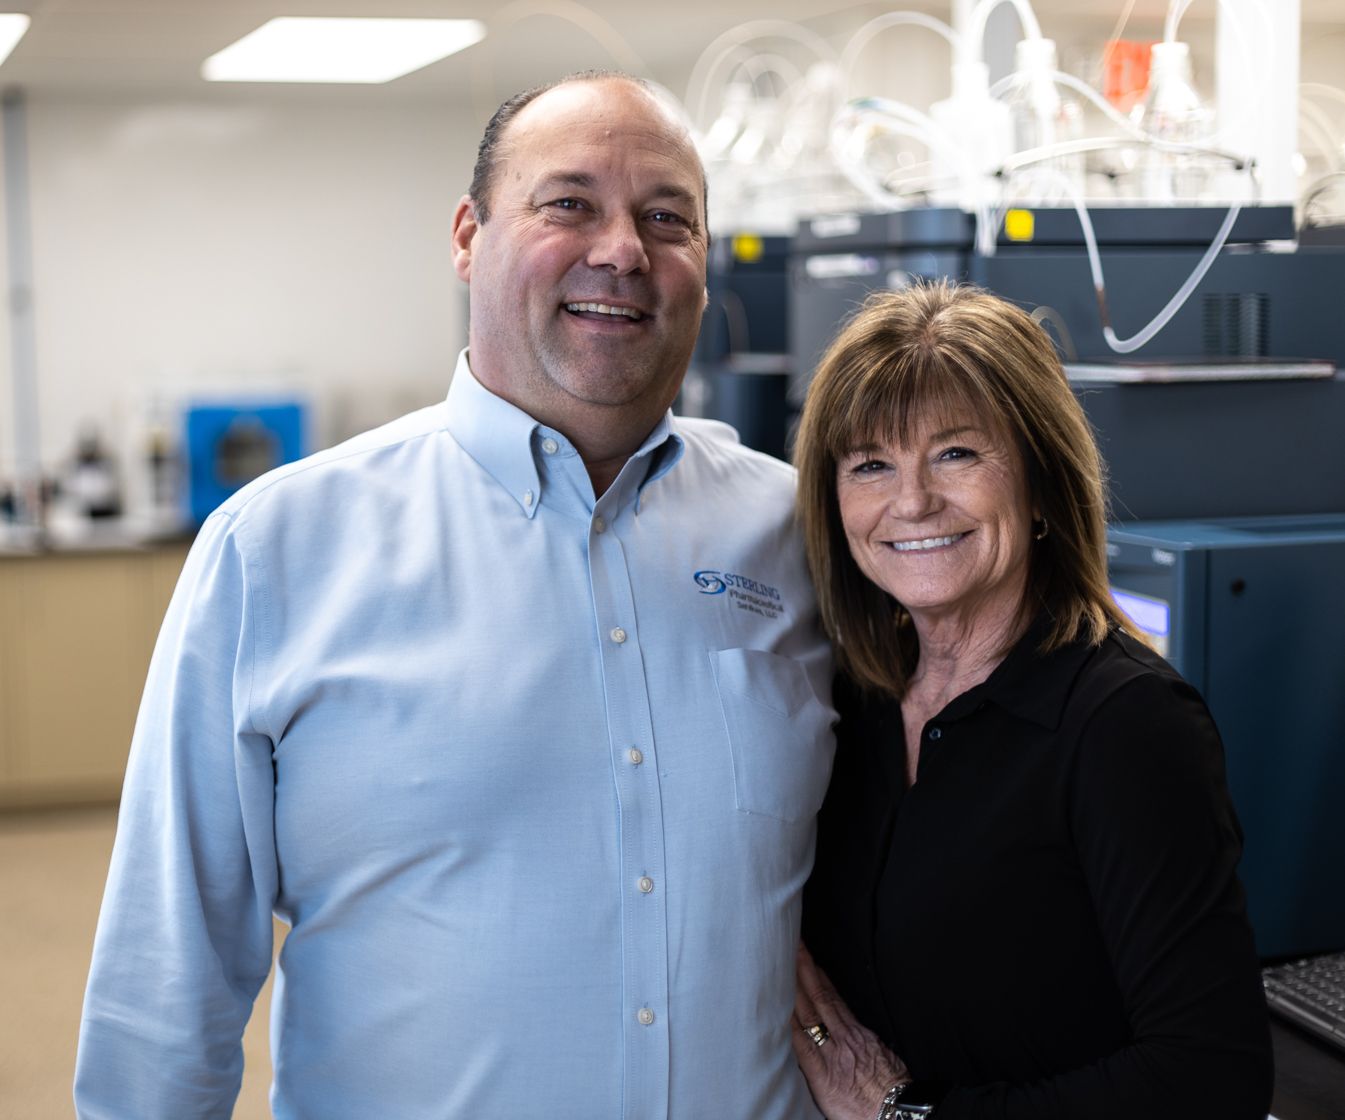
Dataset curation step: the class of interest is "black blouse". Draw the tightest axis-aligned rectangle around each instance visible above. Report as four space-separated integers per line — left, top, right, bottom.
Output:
803 620 1273 1120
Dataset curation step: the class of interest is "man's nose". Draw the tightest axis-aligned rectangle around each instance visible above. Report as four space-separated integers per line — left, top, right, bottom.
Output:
586 213 650 275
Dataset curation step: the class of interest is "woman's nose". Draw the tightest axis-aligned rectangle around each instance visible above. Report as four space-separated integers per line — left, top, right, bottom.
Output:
887 465 939 520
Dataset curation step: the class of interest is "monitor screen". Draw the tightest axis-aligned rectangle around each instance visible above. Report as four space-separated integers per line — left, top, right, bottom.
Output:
1111 587 1170 658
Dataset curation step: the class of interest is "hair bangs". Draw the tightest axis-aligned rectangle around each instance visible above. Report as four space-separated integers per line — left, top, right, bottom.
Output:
823 344 1002 461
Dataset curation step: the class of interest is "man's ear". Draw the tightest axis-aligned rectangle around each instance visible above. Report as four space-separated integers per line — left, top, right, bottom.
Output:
451 195 479 282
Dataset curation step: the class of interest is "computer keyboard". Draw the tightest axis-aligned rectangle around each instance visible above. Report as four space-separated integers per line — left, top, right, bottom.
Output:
1263 952 1345 1051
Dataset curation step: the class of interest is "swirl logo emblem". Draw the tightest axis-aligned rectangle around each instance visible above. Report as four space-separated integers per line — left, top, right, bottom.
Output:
693 570 727 595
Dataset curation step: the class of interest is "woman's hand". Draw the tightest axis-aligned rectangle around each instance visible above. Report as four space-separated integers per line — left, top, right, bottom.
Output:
792 943 911 1120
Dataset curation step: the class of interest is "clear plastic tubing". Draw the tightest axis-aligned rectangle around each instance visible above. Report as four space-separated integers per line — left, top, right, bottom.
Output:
838 11 962 101
965 0 1043 65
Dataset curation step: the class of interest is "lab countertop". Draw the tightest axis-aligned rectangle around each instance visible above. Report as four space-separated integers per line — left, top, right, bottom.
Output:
0 520 193 557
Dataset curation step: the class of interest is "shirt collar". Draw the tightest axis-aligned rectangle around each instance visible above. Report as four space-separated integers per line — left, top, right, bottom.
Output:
630 414 684 512
940 611 1099 730
443 350 685 518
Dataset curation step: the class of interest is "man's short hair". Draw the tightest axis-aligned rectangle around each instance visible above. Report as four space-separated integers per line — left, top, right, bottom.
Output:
467 70 705 224
469 71 648 224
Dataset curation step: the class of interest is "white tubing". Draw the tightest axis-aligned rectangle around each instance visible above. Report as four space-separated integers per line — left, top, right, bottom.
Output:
1103 201 1242 352
726 52 805 96
999 133 1251 174
1299 100 1343 166
1164 0 1197 44
471 0 647 118
990 64 1254 172
839 12 962 101
1301 83 1345 113
989 67 1146 138
1163 0 1271 149
830 97 965 210
997 166 1243 353
965 0 1043 65
684 20 837 131
1079 199 1239 353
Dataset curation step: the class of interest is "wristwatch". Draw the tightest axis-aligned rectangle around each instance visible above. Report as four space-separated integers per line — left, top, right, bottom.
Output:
875 1080 940 1119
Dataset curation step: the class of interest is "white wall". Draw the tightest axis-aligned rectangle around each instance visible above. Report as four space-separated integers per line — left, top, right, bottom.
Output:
4 95 477 482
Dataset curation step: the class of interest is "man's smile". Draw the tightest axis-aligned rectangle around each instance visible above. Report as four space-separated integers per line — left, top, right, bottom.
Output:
564 301 647 322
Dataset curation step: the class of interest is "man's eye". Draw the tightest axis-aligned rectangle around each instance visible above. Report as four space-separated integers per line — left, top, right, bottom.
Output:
649 210 687 225
550 198 586 211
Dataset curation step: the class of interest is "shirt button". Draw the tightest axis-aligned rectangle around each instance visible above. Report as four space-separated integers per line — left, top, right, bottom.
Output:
628 747 644 766
541 437 559 455
610 627 627 644
593 516 607 534
928 726 942 741
523 489 534 507
637 1007 655 1026
638 876 654 894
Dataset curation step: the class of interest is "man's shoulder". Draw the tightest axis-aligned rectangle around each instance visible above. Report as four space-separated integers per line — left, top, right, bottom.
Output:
671 416 796 488
216 401 450 523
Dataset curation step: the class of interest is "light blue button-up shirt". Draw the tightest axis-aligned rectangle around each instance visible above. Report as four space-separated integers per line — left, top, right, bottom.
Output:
76 354 835 1119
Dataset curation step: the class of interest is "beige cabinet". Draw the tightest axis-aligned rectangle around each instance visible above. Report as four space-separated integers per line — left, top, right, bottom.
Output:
0 543 189 807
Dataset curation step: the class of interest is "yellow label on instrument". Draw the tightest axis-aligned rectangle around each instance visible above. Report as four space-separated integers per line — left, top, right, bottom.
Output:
732 233 765 263
1004 209 1035 242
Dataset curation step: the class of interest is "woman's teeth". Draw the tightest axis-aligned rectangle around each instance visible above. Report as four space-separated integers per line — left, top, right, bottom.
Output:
889 533 965 552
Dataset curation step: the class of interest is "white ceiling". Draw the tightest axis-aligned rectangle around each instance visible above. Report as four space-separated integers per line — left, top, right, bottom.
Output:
0 0 864 104
1 0 1341 110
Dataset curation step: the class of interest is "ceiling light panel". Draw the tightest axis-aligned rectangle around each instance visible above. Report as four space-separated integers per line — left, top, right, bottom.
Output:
202 17 486 84
0 13 30 68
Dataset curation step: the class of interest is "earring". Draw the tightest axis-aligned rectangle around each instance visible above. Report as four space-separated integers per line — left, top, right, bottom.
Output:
1033 518 1049 541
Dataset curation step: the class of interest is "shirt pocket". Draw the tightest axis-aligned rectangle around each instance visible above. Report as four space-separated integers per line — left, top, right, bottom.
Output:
710 647 836 823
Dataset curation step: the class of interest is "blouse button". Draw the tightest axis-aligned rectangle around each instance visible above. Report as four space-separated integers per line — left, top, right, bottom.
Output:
927 726 942 741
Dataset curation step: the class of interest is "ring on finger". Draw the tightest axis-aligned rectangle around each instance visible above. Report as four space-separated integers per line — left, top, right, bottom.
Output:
803 1021 830 1047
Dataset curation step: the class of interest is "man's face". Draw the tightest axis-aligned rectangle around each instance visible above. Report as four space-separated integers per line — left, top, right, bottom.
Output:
452 80 709 434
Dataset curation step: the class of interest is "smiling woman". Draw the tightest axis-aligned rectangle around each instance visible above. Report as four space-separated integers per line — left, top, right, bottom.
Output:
833 407 1034 648
790 281 1273 1120
795 281 1125 699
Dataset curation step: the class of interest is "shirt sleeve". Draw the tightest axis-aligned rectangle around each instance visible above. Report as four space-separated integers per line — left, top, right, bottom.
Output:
75 511 279 1119
936 670 1274 1120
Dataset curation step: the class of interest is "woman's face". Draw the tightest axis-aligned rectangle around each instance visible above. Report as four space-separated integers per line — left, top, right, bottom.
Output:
835 403 1035 630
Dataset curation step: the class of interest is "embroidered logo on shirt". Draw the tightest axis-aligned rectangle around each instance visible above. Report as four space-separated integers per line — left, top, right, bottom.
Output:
693 570 784 619
693 570 727 594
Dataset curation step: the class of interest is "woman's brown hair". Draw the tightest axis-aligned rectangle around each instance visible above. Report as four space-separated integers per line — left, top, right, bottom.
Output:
794 280 1136 697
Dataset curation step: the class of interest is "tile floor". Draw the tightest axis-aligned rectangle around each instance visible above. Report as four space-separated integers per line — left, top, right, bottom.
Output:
0 806 278 1118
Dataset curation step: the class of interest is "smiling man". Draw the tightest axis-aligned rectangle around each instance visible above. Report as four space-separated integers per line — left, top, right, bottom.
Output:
451 77 711 495
76 73 835 1119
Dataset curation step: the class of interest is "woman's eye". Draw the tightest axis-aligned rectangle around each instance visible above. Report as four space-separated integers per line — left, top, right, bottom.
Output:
939 446 976 461
851 459 887 475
